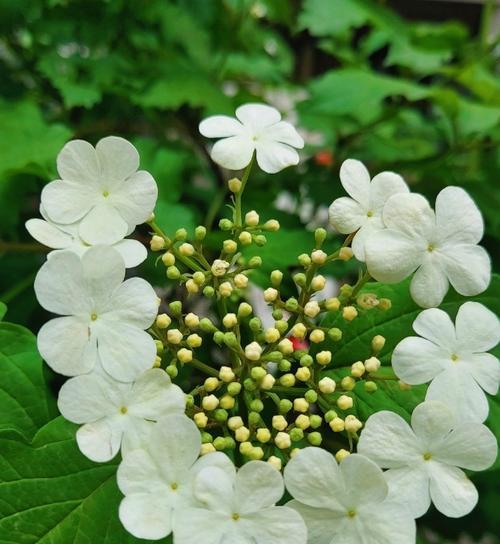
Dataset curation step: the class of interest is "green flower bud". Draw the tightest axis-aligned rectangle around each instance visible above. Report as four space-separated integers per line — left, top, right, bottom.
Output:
324 410 337 423
267 351 284 362
278 359 291 372
249 317 262 332
203 286 215 297
300 354 313 367
298 253 311 267
279 399 293 414
219 218 233 231
193 271 206 286
201 432 213 444
272 309 283 320
290 428 304 442
199 317 217 333
223 332 239 349
169 301 182 316
248 256 262 268
340 284 353 297
271 270 283 286
248 411 261 425
213 331 225 345
227 382 242 396
250 399 264 412
285 297 299 312
293 273 307 287
224 437 236 450
308 431 323 446
254 234 267 246
185 395 195 408
315 228 327 246
243 378 257 391
214 409 228 423
155 340 164 354
213 436 227 450
309 414 323 429
166 365 178 378
251 367 267 381
305 390 318 403
195 225 207 240
328 328 343 342
364 380 378 392
166 266 181 279
275 320 288 334
175 228 187 241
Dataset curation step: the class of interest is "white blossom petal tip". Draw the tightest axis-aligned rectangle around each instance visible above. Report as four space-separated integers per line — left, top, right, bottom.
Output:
199 103 303 173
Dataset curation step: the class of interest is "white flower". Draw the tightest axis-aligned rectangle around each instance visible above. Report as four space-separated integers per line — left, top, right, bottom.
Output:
34 246 157 382
174 459 307 544
329 159 408 261
58 368 185 462
41 136 157 245
358 401 497 518
26 206 147 268
199 103 304 174
392 302 500 422
117 413 236 540
284 448 416 544
365 187 491 308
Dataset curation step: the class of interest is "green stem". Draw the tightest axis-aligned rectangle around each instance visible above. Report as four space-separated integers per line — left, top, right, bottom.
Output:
350 269 372 299
234 156 254 227
191 358 219 377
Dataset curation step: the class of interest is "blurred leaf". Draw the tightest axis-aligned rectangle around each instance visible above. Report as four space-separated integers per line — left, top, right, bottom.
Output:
154 201 197 237
0 301 6 320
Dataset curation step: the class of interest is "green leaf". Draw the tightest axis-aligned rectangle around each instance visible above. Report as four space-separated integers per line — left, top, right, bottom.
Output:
0 301 6 321
154 201 197 236
0 417 172 544
0 322 58 440
0 100 71 179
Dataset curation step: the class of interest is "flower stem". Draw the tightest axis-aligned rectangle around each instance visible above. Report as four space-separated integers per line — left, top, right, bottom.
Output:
191 358 219 377
234 156 254 227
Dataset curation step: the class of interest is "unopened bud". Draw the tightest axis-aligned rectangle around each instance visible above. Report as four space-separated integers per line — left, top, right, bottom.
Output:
256 428 272 443
279 373 296 387
316 350 332 366
315 228 327 246
179 243 195 256
275 432 291 449
298 253 311 267
219 281 233 297
222 313 238 328
371 335 386 352
265 327 280 343
245 341 262 361
263 219 280 231
238 302 253 317
311 275 326 291
211 259 230 277
364 356 381 373
234 273 249 289
150 235 165 251
268 456 282 470
167 329 183 344
329 417 345 432
345 414 363 433
239 231 252 245
295 367 311 382
156 313 171 329
185 312 200 329
260 373 276 390
200 443 216 455
245 210 260 227
335 449 351 462
228 177 242 193
185 279 199 294
325 297 340 311
342 306 358 321
311 249 327 264
223 239 238 253
202 394 219 411
278 338 294 355
319 377 336 394
194 412 208 428
219 366 235 382
339 247 353 261
235 426 251 442
228 416 244 431
293 398 309 413
270 270 283 286
309 329 325 344
177 348 193 364
351 361 365 378
272 415 288 431
341 376 356 391
337 395 353 410
161 251 175 266
291 323 307 339
219 395 235 409
304 301 321 318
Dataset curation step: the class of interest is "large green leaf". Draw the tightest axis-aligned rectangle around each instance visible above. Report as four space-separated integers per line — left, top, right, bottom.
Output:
0 322 57 440
0 417 171 544
0 301 6 321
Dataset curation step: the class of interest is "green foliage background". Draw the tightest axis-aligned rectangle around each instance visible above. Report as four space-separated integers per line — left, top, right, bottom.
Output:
0 1 498 543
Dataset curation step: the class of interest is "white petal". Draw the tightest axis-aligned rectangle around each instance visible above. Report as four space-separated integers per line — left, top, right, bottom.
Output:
110 170 158 227
41 179 97 224
462 353 500 395
234 461 285 514
243 506 308 544
57 372 125 423
435 186 483 245
339 159 371 207
284 447 341 510
117 448 171 495
119 493 172 540
25 218 72 249
76 418 122 462
149 414 202 481
384 467 431 518
411 400 455 445
113 239 148 268
34 250 90 315
81 246 125 307
392 337 452 385
255 141 299 174
328 197 366 234
199 115 244 137
351 219 384 262
38 317 96 376
410 259 450 308
355 502 416 544
79 202 129 245
121 418 155 456
96 323 156 382
365 229 422 283
339 454 388 508
287 500 341 544
426 367 490 422
358 411 421 468
263 121 304 148
190 451 236 480
193 466 234 514
382 192 435 241
95 136 139 183
236 103 281 129
455 301 500 353
57 139 100 184
174 508 228 544
100 277 157 328
428 463 478 518
412 307 457 348
127 369 185 419
210 135 255 170
369 171 409 211
432 424 497 471
438 244 491 296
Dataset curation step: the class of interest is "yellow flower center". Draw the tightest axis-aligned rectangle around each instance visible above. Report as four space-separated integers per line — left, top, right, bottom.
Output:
347 509 357 518
232 513 240 521
423 452 432 461
366 210 373 217
102 190 110 197
120 406 128 415
451 353 459 362
91 313 98 321
427 244 435 252
171 483 178 491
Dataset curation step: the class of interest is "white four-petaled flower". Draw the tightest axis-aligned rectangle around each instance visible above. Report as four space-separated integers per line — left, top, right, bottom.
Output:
58 369 185 462
392 302 500 422
365 187 491 308
34 246 158 382
199 103 304 174
41 136 157 245
358 401 497 518
284 447 416 544
175 456 307 544
329 159 409 261
118 414 238 540
26 206 147 268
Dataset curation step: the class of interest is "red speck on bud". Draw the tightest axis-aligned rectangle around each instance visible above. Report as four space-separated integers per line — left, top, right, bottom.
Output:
314 150 334 167
290 336 309 351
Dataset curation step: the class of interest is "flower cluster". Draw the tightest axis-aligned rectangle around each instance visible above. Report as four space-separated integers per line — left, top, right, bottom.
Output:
28 104 498 544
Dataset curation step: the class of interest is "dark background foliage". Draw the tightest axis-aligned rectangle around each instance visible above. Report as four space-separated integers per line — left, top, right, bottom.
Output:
0 1 498 542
